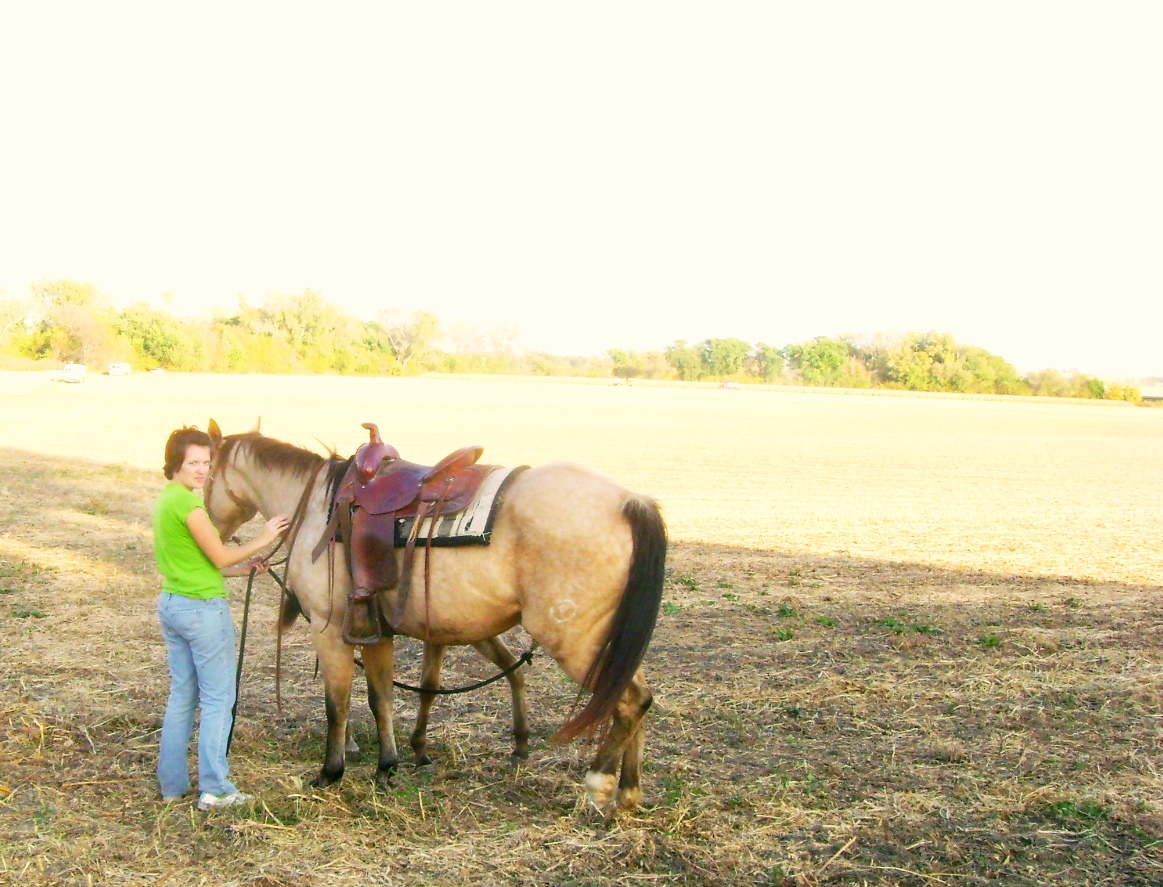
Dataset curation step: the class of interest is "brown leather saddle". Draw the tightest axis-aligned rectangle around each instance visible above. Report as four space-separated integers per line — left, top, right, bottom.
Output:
315 423 495 645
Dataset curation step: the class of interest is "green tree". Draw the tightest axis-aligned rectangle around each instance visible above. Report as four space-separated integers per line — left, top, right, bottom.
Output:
882 342 933 390
261 290 364 371
977 352 1028 395
748 343 785 382
664 340 704 381
864 332 1028 395
786 337 849 386
608 348 644 380
698 338 751 378
117 303 201 369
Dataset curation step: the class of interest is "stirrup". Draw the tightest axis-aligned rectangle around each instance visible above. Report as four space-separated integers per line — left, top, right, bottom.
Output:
342 593 383 646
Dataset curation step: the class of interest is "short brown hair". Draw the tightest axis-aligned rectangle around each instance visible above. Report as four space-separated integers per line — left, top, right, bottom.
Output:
163 426 213 479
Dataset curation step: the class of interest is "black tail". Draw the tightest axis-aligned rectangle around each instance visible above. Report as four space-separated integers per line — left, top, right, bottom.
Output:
552 496 667 744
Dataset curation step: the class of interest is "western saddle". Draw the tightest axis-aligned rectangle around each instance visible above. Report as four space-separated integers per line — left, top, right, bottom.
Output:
316 423 495 644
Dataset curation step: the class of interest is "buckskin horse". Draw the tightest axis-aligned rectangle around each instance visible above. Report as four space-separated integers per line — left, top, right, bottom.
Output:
203 419 666 814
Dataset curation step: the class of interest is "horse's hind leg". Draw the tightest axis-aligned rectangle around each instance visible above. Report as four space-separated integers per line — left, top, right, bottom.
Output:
360 639 401 789
410 639 531 765
615 696 650 812
470 637 530 761
409 643 446 766
584 674 653 815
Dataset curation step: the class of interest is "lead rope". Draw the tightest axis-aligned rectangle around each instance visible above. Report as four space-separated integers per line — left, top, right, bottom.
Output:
227 565 258 754
354 643 539 694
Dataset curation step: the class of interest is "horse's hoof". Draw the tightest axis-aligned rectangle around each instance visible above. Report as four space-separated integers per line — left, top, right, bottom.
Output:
616 786 641 813
374 760 399 790
414 753 433 767
509 750 530 766
310 768 343 788
584 771 618 815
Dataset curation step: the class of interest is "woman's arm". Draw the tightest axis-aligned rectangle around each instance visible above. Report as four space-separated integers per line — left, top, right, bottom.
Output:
221 556 270 578
186 508 290 569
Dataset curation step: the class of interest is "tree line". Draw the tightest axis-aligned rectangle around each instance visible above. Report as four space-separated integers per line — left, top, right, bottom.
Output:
0 279 1142 402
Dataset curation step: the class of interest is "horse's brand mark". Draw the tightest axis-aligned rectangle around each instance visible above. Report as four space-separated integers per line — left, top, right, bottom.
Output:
549 599 579 623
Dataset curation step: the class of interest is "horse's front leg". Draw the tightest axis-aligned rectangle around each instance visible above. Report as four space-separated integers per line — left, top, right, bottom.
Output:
313 630 357 787
360 638 400 789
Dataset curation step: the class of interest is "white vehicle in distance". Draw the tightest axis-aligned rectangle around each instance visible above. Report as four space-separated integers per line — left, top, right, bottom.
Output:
62 362 87 383
108 362 131 376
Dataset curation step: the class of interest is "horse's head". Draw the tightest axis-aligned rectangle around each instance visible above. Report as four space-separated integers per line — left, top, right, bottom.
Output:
205 418 261 541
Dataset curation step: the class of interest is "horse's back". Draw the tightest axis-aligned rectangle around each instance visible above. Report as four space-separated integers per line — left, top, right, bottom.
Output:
503 461 648 527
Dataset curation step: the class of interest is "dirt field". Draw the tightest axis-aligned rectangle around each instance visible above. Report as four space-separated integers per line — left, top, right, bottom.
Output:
2 372 1161 885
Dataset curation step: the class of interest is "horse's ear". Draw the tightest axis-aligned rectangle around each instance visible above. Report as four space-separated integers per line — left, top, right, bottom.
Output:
250 416 262 433
208 419 223 448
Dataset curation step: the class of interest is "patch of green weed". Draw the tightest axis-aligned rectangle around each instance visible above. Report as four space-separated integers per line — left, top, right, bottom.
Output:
876 615 941 635
1049 799 1109 823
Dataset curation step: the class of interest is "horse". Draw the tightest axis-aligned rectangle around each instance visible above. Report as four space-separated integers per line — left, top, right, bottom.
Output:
220 428 532 766
203 419 667 814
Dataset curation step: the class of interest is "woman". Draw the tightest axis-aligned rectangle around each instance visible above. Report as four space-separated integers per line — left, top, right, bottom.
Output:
153 426 289 810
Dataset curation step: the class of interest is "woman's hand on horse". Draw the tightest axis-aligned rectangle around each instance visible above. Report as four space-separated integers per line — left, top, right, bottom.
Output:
260 514 291 545
188 509 290 569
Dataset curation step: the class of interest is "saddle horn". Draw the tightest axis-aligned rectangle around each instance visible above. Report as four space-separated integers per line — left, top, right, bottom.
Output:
355 422 399 483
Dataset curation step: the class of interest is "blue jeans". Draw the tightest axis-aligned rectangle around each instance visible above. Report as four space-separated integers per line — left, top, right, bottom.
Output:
156 593 239 798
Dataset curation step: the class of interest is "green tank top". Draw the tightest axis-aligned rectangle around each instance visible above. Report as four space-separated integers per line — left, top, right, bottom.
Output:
153 482 226 600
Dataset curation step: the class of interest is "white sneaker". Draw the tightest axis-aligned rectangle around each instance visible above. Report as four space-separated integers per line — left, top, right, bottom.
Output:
197 791 255 811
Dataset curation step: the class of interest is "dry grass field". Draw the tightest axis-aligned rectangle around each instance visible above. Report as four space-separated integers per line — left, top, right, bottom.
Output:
1 371 1161 886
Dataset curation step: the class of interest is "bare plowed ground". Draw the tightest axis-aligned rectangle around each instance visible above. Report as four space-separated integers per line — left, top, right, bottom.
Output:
1 373 1161 885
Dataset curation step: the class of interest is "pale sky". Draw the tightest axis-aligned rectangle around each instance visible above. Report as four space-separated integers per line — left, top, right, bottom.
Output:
1 3 1160 378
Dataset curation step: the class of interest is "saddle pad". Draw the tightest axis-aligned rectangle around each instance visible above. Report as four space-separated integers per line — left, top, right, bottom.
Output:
393 465 527 548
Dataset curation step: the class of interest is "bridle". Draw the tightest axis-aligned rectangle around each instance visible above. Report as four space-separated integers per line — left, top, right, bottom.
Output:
205 439 254 520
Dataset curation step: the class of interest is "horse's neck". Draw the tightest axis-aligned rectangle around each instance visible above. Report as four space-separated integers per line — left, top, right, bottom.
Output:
266 463 340 602
250 464 313 520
